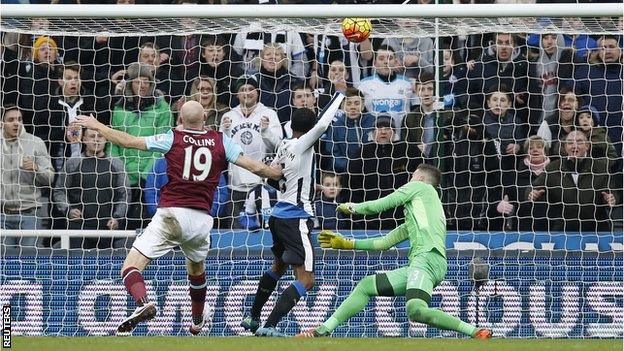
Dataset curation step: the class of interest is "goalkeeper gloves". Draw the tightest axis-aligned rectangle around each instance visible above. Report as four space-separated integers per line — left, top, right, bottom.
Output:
317 230 355 250
336 203 357 215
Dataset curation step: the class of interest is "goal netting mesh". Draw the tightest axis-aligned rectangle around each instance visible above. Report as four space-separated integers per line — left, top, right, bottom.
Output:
1 6 623 338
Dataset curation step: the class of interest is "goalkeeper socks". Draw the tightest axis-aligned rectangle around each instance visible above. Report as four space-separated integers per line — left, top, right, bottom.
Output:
189 273 207 325
122 267 149 306
406 298 477 337
250 270 280 320
424 308 476 337
319 275 377 334
264 280 306 328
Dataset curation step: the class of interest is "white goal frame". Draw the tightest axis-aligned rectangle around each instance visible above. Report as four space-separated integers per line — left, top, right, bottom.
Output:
2 3 622 19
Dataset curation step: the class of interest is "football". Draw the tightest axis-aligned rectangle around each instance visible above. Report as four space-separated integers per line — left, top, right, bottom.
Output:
341 18 372 43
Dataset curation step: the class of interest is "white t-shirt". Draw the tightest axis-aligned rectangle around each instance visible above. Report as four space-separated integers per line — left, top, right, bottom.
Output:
220 102 282 191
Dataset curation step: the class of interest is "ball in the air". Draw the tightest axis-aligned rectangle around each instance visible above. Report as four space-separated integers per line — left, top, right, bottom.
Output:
341 18 372 43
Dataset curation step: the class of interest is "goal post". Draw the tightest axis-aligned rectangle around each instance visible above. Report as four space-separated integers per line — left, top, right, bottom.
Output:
1 3 623 338
2 3 622 18
2 4 623 36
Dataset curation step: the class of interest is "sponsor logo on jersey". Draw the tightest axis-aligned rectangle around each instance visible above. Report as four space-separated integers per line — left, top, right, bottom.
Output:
372 99 405 112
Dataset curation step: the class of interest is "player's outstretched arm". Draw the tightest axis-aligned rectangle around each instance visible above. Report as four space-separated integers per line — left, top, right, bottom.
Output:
353 224 409 251
74 114 147 150
235 155 282 180
294 92 344 153
319 225 408 251
338 182 418 216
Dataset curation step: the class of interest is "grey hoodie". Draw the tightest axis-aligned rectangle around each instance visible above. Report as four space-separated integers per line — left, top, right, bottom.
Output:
1 127 54 210
535 34 566 117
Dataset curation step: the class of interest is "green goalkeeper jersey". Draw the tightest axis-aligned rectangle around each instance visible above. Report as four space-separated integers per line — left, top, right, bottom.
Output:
352 180 447 260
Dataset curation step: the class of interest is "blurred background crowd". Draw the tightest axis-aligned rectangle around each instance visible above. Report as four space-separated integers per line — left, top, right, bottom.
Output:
1 0 622 249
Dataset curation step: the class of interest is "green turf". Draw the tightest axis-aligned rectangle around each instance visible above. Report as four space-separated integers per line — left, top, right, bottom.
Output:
8 337 622 351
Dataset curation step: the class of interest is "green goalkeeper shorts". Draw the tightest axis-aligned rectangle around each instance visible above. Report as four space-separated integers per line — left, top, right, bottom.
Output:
375 249 447 303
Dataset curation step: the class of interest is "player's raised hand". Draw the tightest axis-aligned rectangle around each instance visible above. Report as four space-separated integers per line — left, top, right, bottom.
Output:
337 203 356 215
318 230 354 250
74 114 103 131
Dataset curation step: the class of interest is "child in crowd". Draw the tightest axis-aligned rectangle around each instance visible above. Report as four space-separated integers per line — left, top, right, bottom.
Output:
575 106 618 163
315 173 348 230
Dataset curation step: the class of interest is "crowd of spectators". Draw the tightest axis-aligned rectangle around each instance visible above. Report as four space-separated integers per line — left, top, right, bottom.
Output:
1 0 622 249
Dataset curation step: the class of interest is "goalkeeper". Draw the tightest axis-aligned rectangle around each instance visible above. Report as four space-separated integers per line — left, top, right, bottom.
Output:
296 164 491 339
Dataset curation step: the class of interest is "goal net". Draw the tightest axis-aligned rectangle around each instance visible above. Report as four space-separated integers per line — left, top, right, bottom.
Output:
1 3 622 338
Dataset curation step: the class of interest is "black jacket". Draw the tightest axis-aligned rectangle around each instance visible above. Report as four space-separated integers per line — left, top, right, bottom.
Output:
32 91 96 171
514 160 550 232
200 61 243 108
347 141 423 230
256 67 303 124
446 114 502 230
465 53 529 113
53 156 129 230
530 157 621 232
17 61 60 128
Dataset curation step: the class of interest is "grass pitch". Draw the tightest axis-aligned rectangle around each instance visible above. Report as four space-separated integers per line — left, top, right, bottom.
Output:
10 337 622 351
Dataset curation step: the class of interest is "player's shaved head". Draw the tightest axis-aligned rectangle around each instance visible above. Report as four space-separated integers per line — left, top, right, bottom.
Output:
179 100 206 129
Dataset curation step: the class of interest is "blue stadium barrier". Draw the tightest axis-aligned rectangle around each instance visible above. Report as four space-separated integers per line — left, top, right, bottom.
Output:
1 248 622 338
213 230 624 252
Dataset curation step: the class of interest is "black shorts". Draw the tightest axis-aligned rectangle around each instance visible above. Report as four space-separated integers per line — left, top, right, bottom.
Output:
269 217 315 272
